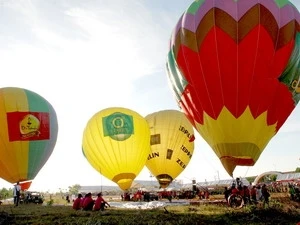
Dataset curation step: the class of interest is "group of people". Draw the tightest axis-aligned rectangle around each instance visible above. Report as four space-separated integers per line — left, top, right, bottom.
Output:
224 178 270 208
73 192 110 211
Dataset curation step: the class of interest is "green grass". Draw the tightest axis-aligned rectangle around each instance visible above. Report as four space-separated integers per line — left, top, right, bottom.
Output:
0 196 299 225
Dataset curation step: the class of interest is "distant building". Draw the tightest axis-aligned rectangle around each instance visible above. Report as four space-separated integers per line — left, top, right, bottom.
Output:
78 180 183 194
192 178 249 189
79 185 120 194
274 172 300 182
78 172 300 194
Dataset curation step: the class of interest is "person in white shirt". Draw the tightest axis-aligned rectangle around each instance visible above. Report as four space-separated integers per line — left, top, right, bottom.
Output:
13 182 21 206
256 185 262 202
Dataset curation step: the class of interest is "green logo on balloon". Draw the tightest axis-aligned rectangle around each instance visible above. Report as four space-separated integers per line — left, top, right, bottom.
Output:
103 112 134 141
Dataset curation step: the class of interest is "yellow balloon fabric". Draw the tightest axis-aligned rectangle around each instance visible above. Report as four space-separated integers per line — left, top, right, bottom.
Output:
82 107 150 191
145 110 195 188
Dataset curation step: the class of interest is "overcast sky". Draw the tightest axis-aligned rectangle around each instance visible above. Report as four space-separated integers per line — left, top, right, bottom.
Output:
0 0 299 192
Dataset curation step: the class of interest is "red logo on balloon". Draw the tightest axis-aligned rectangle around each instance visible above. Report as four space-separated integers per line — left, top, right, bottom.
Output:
7 112 50 141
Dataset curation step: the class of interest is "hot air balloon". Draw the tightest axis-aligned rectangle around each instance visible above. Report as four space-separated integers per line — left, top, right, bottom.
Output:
166 0 300 176
145 110 195 188
82 107 150 191
0 87 58 189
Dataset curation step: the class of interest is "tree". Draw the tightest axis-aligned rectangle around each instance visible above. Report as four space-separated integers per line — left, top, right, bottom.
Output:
269 174 277 182
246 176 256 183
68 184 81 195
0 187 12 199
295 167 300 172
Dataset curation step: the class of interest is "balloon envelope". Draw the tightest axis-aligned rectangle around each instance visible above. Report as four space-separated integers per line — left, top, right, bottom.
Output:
145 110 195 188
167 0 300 176
19 181 32 191
0 87 58 185
82 107 150 191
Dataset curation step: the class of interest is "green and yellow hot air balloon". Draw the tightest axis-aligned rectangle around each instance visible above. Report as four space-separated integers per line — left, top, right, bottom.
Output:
0 87 58 189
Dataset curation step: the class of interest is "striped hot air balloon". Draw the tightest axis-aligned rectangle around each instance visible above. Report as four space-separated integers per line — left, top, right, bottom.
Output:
0 87 58 188
166 0 300 176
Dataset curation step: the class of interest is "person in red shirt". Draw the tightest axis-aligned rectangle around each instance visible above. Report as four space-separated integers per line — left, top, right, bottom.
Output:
250 185 257 204
72 193 82 210
94 192 110 211
80 194 86 209
82 193 94 211
243 185 250 204
231 185 240 195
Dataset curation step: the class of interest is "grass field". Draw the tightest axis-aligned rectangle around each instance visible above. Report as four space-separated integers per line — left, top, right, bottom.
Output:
0 193 299 225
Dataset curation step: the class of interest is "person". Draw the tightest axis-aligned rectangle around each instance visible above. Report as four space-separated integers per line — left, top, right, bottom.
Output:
82 193 94 211
289 183 296 200
72 193 83 210
250 185 257 204
256 185 262 202
167 191 172 202
231 184 240 196
224 187 231 203
66 195 70 204
144 192 150 202
243 185 250 204
236 177 242 189
13 182 21 206
261 184 270 208
94 192 110 211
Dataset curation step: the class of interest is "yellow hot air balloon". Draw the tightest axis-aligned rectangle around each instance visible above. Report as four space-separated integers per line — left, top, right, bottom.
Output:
82 107 150 191
145 110 195 188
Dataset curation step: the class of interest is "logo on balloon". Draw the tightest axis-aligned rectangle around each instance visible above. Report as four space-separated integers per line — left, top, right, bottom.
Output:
291 79 300 93
102 112 134 141
7 112 50 141
19 114 41 139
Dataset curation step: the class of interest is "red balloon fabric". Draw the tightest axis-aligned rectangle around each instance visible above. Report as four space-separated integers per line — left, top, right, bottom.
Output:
167 0 300 176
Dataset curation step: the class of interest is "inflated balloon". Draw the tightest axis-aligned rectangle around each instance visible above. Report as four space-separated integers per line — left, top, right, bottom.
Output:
19 181 32 191
0 87 58 185
166 0 300 176
82 107 150 191
145 110 195 188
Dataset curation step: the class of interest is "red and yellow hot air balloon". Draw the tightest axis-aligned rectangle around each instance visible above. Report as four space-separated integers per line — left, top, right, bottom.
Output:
82 107 150 191
0 87 58 189
166 0 300 176
145 110 195 188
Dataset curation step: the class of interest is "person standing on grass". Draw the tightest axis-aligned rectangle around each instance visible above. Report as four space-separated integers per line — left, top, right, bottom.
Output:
256 185 262 202
13 182 21 206
224 187 231 203
250 185 257 204
262 184 270 208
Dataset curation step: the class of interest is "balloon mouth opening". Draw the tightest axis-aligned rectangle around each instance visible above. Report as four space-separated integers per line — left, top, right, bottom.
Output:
18 180 33 191
220 156 255 166
220 156 255 176
112 173 136 190
157 174 173 188
117 180 133 191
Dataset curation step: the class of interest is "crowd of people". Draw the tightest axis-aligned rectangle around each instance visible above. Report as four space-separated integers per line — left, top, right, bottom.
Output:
224 178 270 208
72 192 110 211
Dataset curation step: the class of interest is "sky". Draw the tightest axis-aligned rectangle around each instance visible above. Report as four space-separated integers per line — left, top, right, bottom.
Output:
0 0 299 193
